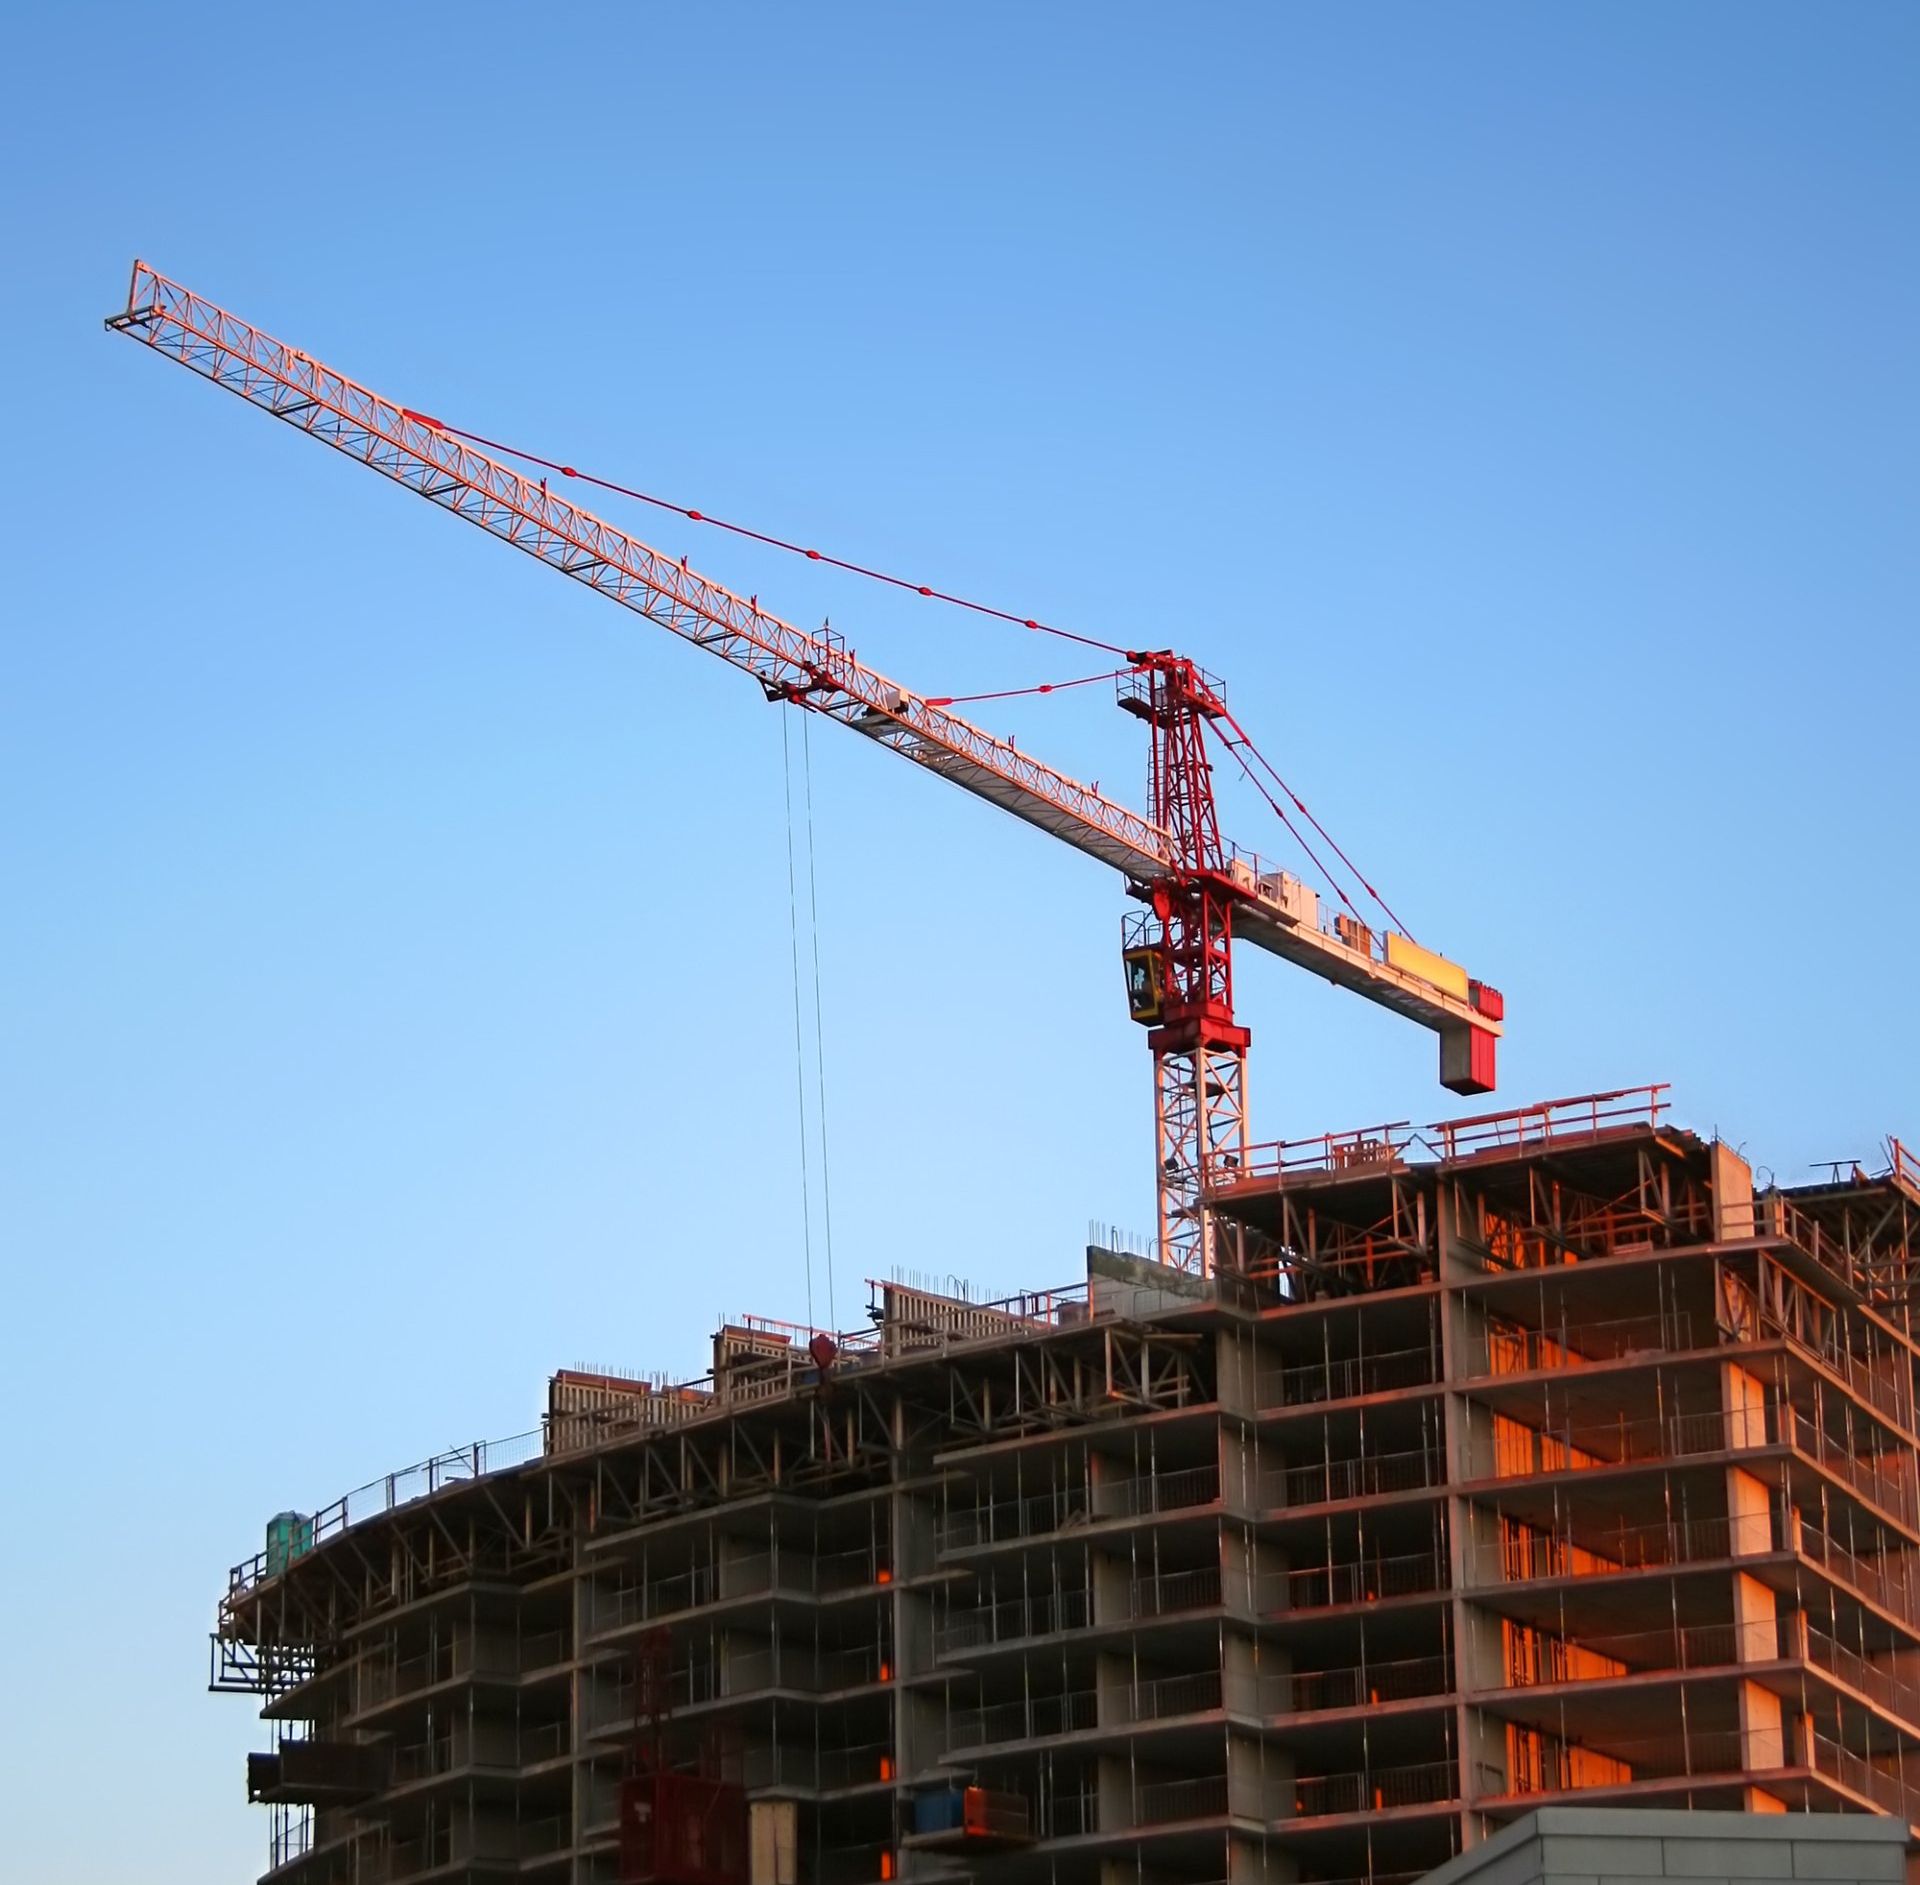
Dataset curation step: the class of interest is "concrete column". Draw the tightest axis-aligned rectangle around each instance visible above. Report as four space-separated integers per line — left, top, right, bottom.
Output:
1732 1570 1779 1662
1726 1467 1773 1558
1721 1363 1770 1452
1712 1142 1756 1241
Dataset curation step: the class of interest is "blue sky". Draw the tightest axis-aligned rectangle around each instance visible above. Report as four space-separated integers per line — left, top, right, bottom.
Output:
2 4 1915 1875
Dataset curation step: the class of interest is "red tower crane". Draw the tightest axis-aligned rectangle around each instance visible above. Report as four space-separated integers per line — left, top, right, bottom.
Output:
105 261 1502 1275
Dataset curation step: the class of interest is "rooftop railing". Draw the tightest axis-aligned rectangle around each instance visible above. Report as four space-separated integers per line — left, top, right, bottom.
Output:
1432 1085 1670 1160
1218 1086 1672 1191
1225 1123 1419 1185
228 1263 1156 1598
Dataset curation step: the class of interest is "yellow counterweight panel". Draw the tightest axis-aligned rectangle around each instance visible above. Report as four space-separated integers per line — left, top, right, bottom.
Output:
1385 931 1471 1001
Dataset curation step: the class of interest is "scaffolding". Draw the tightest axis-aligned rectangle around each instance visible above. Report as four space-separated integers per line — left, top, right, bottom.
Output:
214 1090 1920 1885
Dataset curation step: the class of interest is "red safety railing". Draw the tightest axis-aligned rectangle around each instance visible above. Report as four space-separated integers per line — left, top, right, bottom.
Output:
1217 1085 1673 1192
1891 1136 1918 1195
1218 1122 1418 1186
1431 1084 1669 1160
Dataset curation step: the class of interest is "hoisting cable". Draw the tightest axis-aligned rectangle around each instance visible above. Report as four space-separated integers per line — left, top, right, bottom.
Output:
798 709 838 1328
780 709 817 1331
400 414 1130 658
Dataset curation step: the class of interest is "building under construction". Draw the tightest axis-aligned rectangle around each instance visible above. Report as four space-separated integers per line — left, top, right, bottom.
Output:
220 1086 1920 1885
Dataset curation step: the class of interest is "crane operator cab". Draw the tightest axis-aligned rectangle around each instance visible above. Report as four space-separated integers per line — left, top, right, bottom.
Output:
1122 945 1165 1025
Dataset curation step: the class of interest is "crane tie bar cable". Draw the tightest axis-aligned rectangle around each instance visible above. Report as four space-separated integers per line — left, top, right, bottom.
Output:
926 667 1133 708
400 409 1409 936
1216 706 1413 939
400 413 1130 659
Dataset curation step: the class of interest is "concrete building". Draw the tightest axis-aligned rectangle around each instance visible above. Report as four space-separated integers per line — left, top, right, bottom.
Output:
220 1087 1920 1885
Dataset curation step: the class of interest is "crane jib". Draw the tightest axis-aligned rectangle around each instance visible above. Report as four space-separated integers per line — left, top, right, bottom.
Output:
102 262 1172 885
105 259 1503 1274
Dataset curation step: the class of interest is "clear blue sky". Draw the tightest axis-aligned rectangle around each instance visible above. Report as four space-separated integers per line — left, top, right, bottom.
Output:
2 4 1915 1875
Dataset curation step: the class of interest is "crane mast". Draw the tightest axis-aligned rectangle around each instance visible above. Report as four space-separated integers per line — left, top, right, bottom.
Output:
105 260 1502 1277
1119 657 1250 1272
